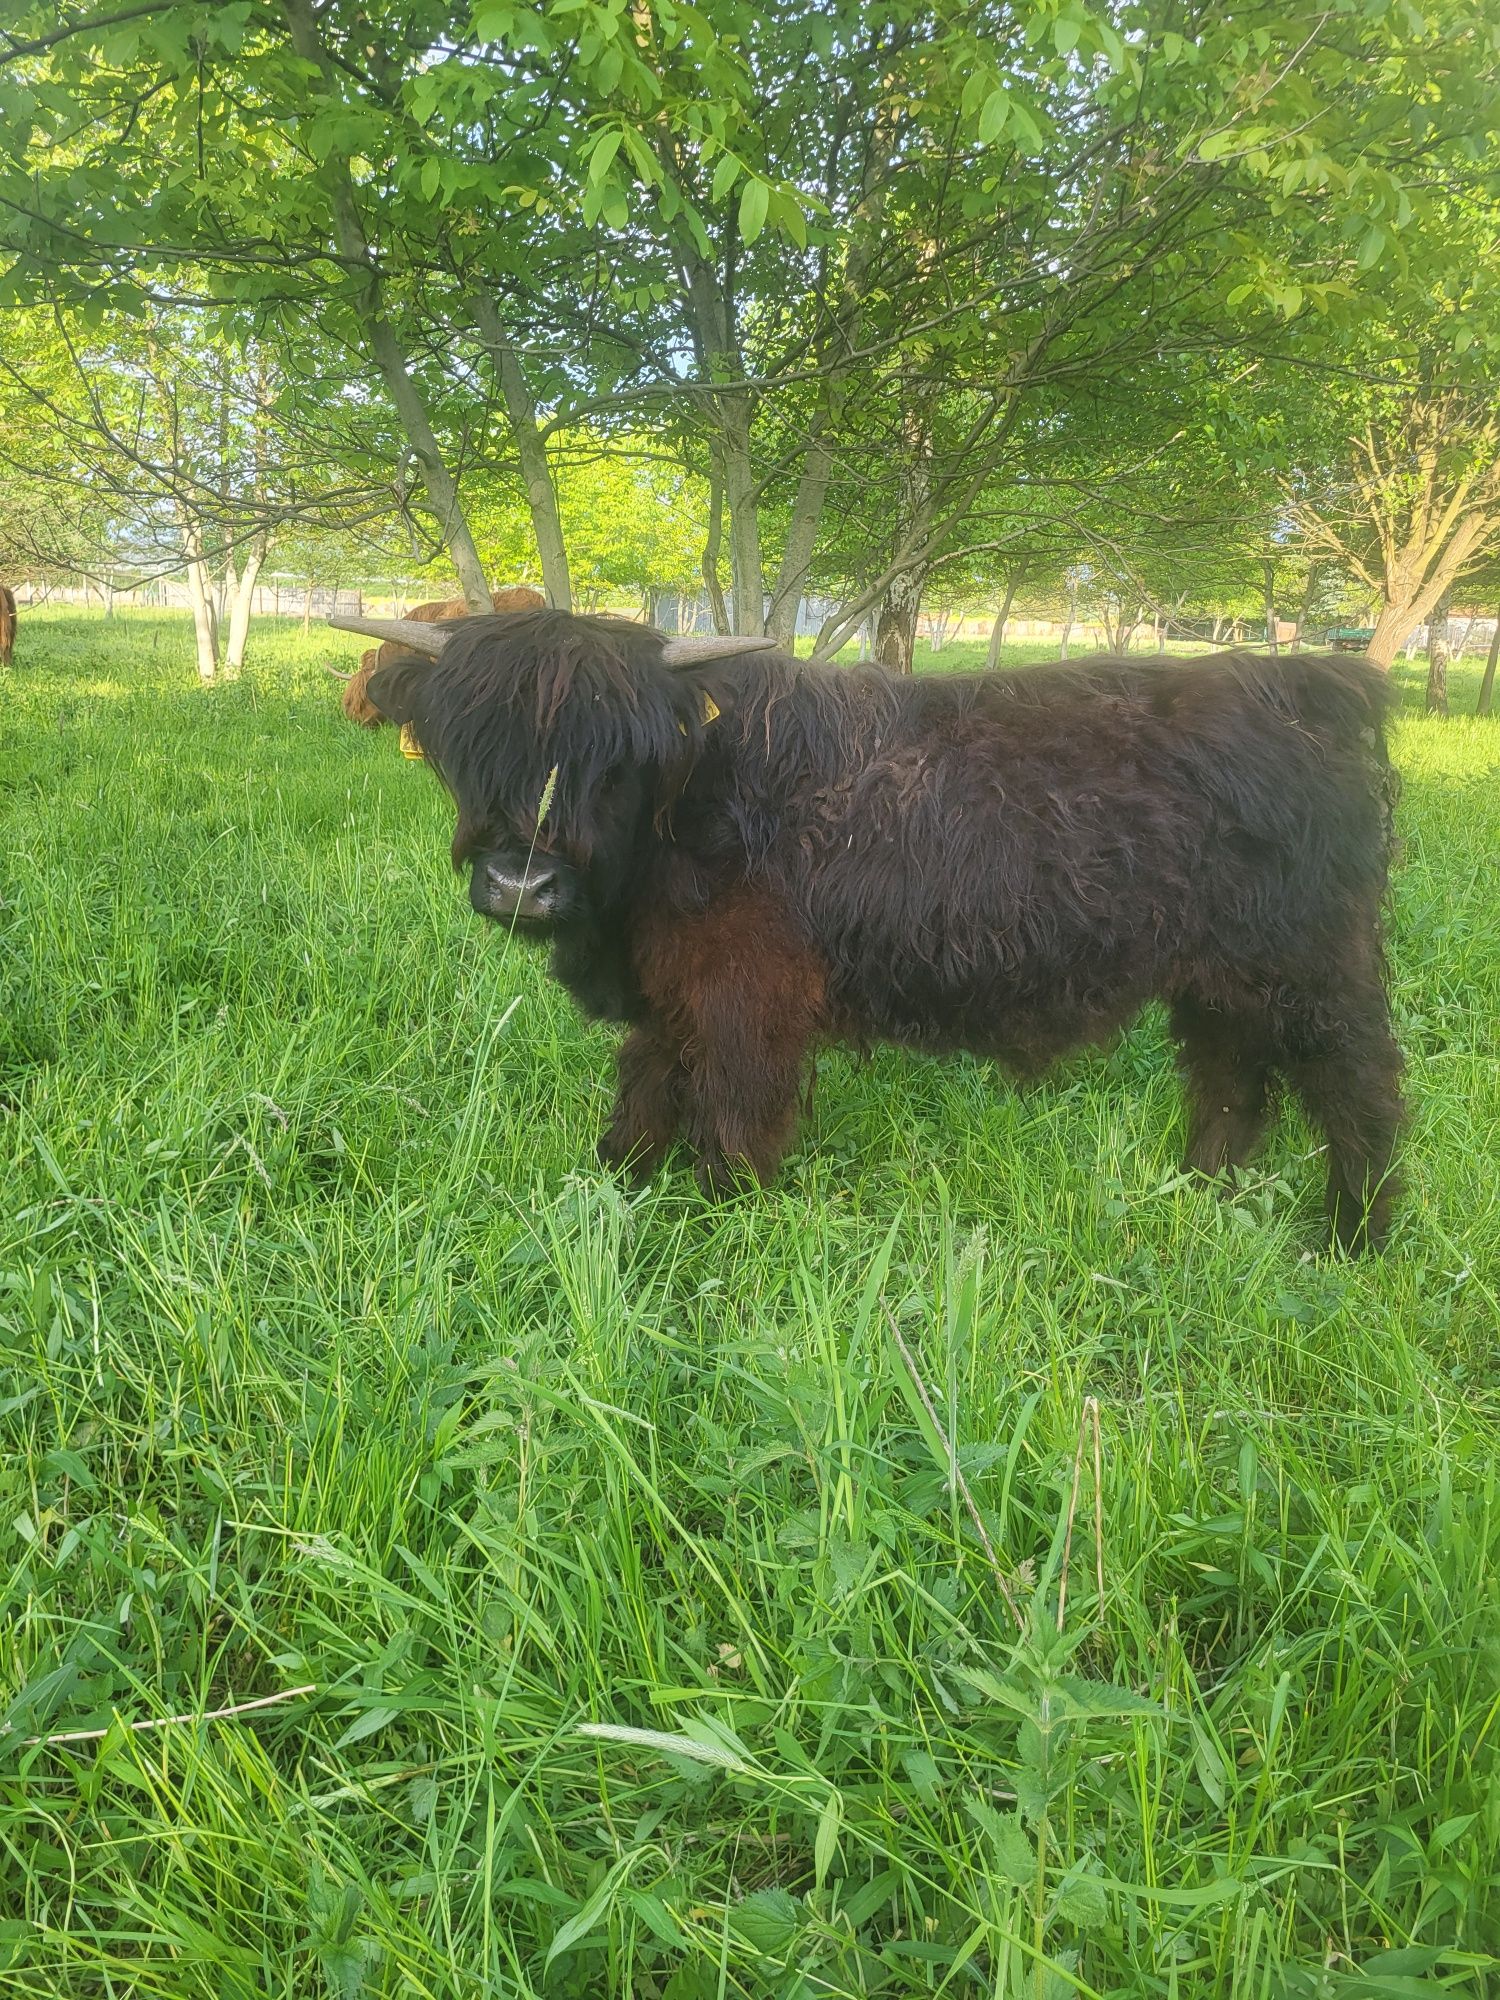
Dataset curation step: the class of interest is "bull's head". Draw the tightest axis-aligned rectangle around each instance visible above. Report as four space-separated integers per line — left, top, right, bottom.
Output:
328 609 768 933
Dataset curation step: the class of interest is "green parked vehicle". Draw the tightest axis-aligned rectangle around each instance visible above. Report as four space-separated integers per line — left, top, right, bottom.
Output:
1326 626 1377 652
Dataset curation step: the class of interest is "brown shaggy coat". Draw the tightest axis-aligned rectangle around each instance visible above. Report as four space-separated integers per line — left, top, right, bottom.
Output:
0 584 15 666
340 586 545 725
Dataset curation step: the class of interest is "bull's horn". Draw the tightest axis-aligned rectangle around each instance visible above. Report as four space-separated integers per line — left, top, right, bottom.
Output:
326 614 451 657
322 660 356 681
660 634 770 665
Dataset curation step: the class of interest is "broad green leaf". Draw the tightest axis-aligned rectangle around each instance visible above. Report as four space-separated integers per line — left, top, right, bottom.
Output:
840 1868 900 1927
777 194 808 249
332 1704 400 1750
1357 224 1387 271
1054 1871 1109 1929
978 89 1010 143
711 152 740 202
731 1887 802 1953
587 129 623 187
963 1798 1035 1885
1052 1676 1164 1719
738 177 770 244
814 1787 843 1887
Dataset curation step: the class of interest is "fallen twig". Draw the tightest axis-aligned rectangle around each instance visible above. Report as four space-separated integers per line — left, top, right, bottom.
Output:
18 1684 317 1747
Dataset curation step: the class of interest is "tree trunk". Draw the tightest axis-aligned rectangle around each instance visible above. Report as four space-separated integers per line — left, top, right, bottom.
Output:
224 545 265 673
986 579 1019 669
701 454 731 634
467 293 572 610
1263 560 1279 655
721 395 763 631
766 109 892 648
1365 524 1487 667
872 398 934 675
766 427 831 647
680 257 764 632
874 566 924 674
1102 600 1135 652
1058 611 1074 661
302 577 314 635
1476 610 1499 717
283 0 490 613
1425 589 1451 716
928 609 957 653
1293 559 1326 650
1369 601 1416 670
183 537 219 682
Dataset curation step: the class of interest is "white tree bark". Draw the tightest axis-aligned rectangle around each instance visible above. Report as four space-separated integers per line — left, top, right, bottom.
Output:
224 545 265 673
182 527 219 682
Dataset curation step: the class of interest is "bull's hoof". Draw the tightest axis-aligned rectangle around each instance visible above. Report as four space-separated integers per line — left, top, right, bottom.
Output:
693 1152 768 1201
596 1131 660 1186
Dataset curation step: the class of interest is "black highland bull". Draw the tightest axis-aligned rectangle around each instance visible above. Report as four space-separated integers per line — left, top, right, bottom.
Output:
333 608 1404 1250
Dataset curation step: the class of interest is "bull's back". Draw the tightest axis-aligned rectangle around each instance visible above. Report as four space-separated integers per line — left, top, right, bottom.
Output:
756 649 1392 1041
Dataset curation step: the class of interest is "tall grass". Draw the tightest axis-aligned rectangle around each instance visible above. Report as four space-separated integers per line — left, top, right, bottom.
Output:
1 611 1496 1997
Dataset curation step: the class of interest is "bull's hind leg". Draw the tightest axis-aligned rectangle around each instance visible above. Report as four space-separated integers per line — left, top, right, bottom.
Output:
636 891 827 1199
1276 983 1403 1255
598 1023 686 1182
1171 996 1274 1176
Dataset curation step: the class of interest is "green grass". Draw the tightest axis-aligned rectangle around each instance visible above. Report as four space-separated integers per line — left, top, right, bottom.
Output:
1 609 1497 1999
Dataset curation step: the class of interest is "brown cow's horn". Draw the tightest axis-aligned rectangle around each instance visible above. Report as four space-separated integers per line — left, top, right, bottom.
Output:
326 614 451 657
322 661 356 680
659 634 770 665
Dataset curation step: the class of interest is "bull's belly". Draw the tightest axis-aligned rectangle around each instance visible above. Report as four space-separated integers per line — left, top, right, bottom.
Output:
822 951 1164 1072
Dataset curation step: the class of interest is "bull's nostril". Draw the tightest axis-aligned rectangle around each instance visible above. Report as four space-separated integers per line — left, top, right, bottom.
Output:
479 859 559 919
496 856 556 896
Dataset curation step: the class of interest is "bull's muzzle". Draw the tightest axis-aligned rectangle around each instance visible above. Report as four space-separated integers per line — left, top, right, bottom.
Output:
471 857 564 927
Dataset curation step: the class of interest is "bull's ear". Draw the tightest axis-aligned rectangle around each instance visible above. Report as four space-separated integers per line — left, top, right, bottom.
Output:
364 657 428 724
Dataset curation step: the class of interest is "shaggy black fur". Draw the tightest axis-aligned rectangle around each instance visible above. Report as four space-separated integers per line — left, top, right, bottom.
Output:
369 608 1404 1249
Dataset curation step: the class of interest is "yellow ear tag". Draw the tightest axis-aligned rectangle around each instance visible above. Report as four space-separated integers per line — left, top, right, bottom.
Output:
399 722 425 761
680 692 722 735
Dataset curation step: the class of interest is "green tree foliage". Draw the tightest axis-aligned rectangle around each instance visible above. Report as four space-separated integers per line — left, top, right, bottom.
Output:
2 1 1499 664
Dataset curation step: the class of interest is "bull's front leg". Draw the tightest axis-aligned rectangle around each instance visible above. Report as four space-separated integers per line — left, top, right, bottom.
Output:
680 1013 811 1197
636 892 828 1199
597 1021 686 1182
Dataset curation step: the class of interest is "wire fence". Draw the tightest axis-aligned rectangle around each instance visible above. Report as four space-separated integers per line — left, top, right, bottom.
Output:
11 576 1489 656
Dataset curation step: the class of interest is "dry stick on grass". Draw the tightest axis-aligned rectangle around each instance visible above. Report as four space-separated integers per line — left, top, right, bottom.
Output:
1058 1395 1105 1632
883 1305 1025 1632
20 1684 317 1748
